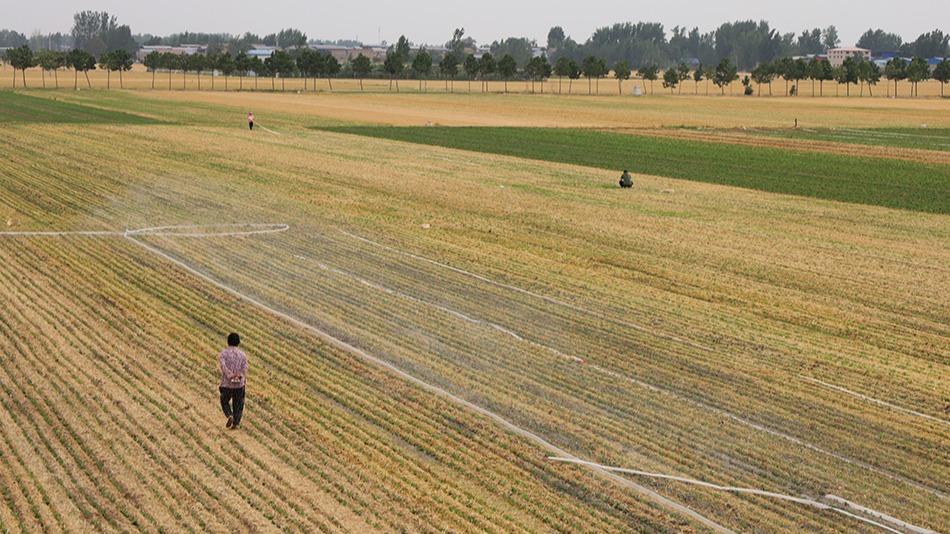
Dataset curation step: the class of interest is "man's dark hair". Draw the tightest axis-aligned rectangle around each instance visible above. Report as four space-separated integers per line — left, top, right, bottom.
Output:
227 332 241 347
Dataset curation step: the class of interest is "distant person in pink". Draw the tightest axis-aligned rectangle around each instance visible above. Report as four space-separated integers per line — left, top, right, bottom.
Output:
219 332 248 430
247 112 254 130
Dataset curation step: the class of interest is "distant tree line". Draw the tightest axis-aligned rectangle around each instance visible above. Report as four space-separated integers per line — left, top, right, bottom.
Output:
546 23 949 70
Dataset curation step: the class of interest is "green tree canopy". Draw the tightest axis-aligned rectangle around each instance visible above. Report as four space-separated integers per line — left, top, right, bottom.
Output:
5 45 34 87
856 29 903 54
712 57 738 94
933 60 950 96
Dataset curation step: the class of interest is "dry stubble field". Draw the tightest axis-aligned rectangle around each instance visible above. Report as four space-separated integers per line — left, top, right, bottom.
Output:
0 88 948 533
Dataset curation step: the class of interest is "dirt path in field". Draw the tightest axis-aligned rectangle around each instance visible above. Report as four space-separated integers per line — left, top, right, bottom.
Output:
607 128 950 165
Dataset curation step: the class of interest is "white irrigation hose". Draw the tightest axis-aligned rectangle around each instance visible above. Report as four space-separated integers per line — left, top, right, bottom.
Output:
126 235 732 534
256 124 281 136
547 457 940 534
801 376 949 428
338 229 714 352
0 224 289 239
0 230 122 237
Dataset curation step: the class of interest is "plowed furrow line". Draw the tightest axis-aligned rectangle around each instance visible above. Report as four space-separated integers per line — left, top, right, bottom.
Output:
0 268 181 530
12 241 336 533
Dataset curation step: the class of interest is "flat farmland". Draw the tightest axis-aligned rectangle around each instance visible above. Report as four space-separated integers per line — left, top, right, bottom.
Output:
0 90 948 533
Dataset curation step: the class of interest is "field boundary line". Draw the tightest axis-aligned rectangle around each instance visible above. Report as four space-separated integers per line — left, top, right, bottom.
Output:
125 235 733 534
338 229 715 353
801 376 950 428
294 252 949 500
548 457 939 534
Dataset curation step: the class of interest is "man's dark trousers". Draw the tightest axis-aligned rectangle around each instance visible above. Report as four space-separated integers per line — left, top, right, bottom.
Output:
220 386 246 425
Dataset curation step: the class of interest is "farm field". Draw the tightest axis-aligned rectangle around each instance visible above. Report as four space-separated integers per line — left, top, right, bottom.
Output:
0 89 948 533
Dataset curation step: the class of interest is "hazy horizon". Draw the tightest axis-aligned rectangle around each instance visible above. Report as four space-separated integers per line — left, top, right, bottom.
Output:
7 0 948 47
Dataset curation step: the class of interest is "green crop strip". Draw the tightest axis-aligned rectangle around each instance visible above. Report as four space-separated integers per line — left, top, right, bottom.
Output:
319 126 950 214
1 92 162 124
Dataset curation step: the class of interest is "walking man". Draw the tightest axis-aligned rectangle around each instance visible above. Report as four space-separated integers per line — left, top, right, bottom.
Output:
219 332 248 430
247 112 254 131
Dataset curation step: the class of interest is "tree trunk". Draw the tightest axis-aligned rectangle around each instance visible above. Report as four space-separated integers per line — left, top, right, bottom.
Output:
85 71 91 88
769 82 773 96
107 70 111 89
12 68 16 88
588 77 591 95
151 69 155 89
568 78 572 94
120 69 124 89
183 71 186 90
785 78 789 96
272 76 275 91
240 75 243 91
225 76 228 91
41 69 46 88
819 80 823 97
327 77 333 91
389 77 393 91
54 68 59 89
504 79 508 93
22 68 27 88
360 77 364 91
281 77 284 91
255 75 258 90
868 84 873 97
846 83 850 97
196 72 200 90
74 69 78 90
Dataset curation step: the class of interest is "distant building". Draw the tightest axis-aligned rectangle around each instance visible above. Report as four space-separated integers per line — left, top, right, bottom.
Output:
247 45 277 60
136 44 205 61
826 47 871 67
309 44 358 62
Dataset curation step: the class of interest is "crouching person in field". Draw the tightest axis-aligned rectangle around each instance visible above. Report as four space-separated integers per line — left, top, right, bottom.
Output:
219 332 248 430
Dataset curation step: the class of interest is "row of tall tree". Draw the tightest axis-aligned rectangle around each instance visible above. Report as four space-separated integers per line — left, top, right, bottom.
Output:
6 44 950 97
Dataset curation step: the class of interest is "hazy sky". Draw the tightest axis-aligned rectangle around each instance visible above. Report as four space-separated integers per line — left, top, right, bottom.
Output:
8 0 948 46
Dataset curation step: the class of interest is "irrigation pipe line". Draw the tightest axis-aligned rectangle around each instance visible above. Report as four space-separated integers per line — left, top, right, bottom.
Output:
119 235 732 534
256 124 281 136
293 252 949 500
801 376 950 428
337 229 715 353
547 457 940 534
0 224 290 239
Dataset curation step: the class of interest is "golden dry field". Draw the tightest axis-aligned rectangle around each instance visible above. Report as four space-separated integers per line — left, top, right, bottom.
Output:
0 87 948 533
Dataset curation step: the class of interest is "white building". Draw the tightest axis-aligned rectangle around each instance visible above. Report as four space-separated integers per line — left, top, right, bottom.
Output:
826 47 871 67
